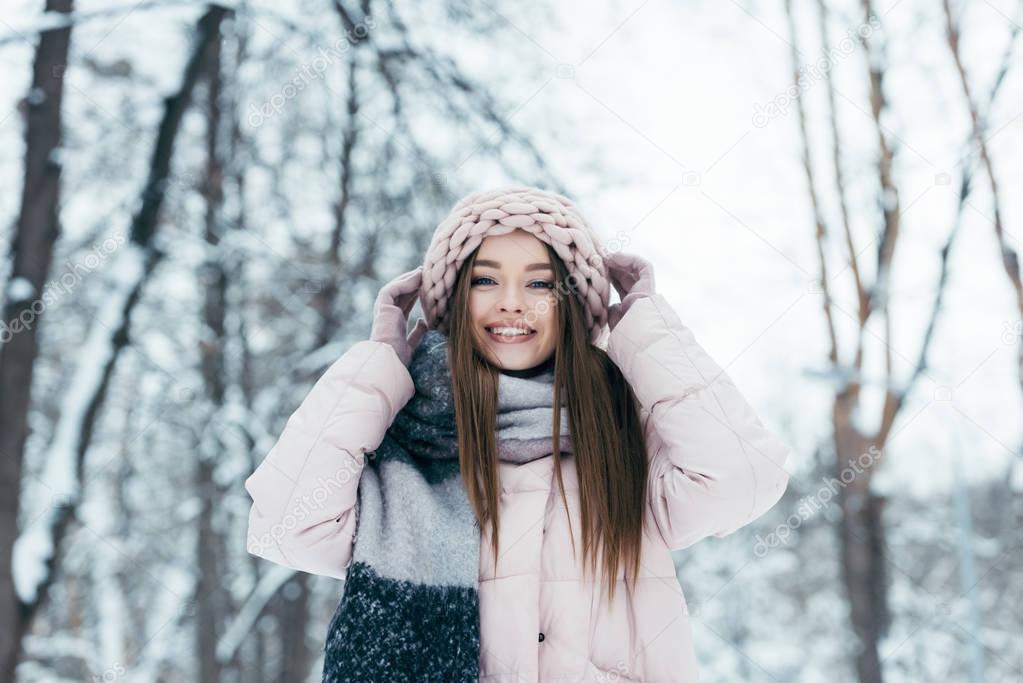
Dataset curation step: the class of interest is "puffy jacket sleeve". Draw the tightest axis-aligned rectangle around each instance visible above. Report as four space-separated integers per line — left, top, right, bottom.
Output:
606 293 791 551
244 340 415 579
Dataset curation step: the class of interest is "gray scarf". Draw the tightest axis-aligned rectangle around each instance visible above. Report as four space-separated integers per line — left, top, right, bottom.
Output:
322 329 571 682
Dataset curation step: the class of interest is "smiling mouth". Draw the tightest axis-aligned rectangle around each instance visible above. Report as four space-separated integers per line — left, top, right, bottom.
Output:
484 325 537 342
485 325 534 335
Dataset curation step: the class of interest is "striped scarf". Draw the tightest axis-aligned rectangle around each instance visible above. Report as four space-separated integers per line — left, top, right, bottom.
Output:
322 329 571 682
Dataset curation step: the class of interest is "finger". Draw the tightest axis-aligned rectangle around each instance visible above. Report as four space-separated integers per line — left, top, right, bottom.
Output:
609 274 630 300
636 266 655 292
605 254 631 283
609 253 644 292
605 251 635 269
407 317 428 349
381 267 421 298
609 264 633 298
632 257 655 292
379 268 422 310
620 271 640 292
616 252 640 268
393 290 419 316
604 257 624 282
607 303 623 330
394 266 423 293
373 286 394 314
370 303 405 343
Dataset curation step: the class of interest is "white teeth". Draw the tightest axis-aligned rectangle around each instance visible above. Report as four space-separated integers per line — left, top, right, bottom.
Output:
488 327 532 336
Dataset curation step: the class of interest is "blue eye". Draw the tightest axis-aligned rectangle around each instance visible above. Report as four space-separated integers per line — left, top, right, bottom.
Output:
471 277 553 289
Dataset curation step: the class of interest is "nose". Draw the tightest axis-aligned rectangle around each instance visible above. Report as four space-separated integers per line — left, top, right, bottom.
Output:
498 288 526 315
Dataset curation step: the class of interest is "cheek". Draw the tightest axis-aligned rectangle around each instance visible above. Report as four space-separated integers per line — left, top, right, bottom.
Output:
467 292 488 323
533 294 557 325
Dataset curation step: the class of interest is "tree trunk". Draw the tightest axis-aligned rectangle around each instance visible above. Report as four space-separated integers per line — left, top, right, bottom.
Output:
196 20 230 682
0 1 73 679
2 8 228 680
835 421 889 683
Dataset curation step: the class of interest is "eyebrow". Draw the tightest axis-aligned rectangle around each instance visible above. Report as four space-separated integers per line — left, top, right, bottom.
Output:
473 259 552 272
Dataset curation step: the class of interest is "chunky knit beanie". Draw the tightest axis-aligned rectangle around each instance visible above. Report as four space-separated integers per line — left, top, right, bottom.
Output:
419 185 611 343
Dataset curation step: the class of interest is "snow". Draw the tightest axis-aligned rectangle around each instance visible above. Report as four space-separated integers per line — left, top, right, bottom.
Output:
47 145 65 168
5 276 36 303
84 476 127 675
25 87 45 106
216 564 295 664
12 245 146 604
121 563 195 683
0 1 225 46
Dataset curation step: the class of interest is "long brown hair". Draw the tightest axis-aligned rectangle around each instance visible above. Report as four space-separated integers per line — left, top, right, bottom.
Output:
446 241 649 605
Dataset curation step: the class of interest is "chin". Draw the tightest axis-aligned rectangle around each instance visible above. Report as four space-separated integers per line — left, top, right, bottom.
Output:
494 357 532 370
488 346 554 371
484 350 527 368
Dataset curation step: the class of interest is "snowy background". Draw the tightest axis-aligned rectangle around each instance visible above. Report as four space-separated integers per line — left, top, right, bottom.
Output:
1 0 1021 681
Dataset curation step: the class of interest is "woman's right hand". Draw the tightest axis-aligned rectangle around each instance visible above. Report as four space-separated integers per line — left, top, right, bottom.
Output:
370 266 429 367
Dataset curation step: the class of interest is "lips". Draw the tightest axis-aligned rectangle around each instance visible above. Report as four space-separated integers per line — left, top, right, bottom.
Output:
484 322 537 344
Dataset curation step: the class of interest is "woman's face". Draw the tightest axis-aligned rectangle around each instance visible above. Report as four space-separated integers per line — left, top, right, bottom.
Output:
467 230 558 370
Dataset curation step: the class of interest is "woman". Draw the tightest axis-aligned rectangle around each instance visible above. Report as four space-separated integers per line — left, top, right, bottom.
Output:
244 186 792 682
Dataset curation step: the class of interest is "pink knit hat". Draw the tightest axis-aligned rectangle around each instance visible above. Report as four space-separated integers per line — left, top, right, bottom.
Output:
419 185 611 343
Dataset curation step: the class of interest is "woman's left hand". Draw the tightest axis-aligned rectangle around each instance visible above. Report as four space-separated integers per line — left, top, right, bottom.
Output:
370 266 429 367
605 251 656 331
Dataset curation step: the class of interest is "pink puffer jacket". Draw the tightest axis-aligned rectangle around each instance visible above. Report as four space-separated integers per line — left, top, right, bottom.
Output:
245 293 791 682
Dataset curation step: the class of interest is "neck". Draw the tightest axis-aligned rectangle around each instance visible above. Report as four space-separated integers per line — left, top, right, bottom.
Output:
499 353 555 379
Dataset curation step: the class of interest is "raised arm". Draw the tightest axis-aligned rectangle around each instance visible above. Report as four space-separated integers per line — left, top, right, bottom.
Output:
244 340 414 579
606 293 791 551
